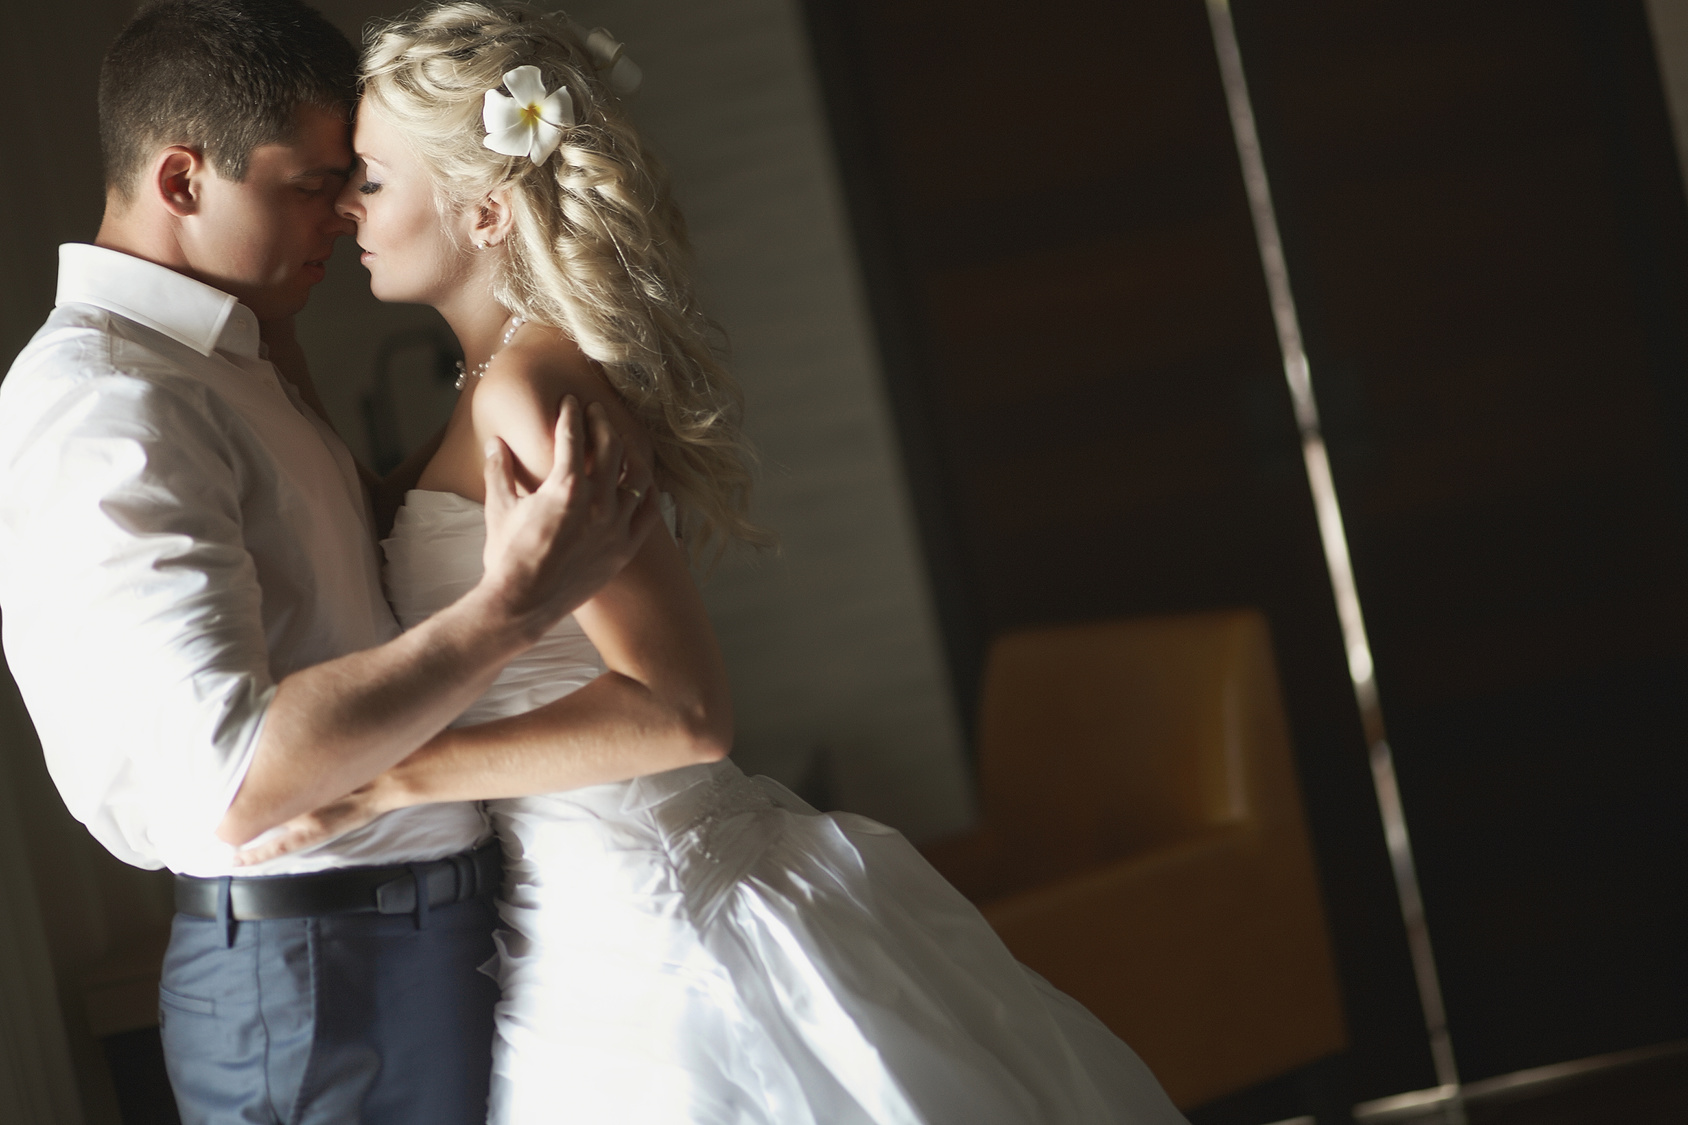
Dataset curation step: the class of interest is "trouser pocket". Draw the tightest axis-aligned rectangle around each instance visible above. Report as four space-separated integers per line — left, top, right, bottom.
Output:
159 913 294 1125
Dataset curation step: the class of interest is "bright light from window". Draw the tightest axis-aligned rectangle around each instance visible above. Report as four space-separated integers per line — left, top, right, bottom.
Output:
1205 1 1464 1114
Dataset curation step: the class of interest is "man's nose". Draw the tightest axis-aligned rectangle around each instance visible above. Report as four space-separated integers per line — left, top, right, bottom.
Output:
326 206 357 238
332 182 362 228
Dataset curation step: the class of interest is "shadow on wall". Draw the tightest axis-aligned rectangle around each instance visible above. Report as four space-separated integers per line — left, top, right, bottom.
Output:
360 328 462 475
1 3 189 1120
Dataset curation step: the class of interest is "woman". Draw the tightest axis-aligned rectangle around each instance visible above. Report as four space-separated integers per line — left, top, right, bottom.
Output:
244 4 1188 1122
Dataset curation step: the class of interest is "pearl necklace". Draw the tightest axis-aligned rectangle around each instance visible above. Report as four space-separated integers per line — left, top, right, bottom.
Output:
455 316 527 390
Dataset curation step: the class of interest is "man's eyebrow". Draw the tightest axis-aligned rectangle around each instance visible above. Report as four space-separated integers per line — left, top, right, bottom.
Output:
291 163 356 181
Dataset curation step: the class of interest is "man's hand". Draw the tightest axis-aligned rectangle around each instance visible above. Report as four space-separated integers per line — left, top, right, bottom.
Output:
479 395 658 641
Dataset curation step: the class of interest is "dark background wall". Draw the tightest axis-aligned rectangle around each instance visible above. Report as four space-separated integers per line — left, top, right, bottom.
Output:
802 0 1688 1117
1233 0 1688 1088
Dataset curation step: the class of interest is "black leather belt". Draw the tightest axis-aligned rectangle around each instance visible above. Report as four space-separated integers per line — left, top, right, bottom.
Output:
175 841 501 921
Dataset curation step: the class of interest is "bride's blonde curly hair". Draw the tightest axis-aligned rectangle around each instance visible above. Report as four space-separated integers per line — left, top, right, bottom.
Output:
361 1 768 559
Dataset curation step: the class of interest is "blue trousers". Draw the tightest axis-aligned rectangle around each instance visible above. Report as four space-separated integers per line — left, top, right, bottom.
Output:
159 894 500 1125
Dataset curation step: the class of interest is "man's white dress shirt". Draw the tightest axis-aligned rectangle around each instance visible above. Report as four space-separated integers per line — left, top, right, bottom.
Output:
0 244 485 876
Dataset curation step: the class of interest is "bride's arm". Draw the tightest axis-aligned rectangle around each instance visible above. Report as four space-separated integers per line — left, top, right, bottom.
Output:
388 341 733 795
379 518 730 804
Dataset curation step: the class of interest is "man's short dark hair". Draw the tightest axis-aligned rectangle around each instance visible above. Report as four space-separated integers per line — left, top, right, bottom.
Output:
99 0 358 197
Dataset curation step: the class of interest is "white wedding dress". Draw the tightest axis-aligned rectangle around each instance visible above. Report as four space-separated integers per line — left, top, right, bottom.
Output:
384 490 1188 1125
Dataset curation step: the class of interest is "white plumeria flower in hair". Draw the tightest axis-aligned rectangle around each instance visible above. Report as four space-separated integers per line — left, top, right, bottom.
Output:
482 65 574 163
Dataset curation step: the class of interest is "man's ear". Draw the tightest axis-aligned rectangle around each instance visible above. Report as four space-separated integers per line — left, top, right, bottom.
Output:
152 146 206 217
470 187 516 248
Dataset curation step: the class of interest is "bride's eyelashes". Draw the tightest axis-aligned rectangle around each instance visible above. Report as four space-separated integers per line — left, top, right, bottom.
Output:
358 179 383 196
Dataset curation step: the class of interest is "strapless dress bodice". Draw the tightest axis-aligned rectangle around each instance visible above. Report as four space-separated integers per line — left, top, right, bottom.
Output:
384 489 607 728
382 489 751 855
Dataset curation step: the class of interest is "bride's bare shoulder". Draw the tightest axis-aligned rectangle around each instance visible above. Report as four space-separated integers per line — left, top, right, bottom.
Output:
471 323 652 482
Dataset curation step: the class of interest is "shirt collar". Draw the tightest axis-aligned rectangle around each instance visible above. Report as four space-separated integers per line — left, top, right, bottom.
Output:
55 243 261 360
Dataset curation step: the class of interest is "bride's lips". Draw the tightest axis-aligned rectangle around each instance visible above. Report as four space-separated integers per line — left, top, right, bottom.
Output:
360 248 375 266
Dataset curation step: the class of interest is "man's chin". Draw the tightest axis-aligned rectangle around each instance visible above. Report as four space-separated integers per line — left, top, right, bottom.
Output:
248 286 313 324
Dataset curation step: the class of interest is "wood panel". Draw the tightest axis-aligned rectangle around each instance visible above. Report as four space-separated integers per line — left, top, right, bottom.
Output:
1232 0 1688 1082
802 0 1437 1111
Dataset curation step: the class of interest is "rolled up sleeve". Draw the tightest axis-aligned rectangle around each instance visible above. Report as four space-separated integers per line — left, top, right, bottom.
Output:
0 365 274 870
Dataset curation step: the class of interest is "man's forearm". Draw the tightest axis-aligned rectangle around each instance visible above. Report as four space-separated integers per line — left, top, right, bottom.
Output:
216 584 532 845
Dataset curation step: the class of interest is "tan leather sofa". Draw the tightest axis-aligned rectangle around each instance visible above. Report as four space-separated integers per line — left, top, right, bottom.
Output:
921 609 1346 1109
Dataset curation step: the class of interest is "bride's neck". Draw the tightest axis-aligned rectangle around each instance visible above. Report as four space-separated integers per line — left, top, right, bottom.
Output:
434 283 517 374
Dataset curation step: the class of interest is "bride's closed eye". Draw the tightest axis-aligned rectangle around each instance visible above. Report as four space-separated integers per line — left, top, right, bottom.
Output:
358 179 383 196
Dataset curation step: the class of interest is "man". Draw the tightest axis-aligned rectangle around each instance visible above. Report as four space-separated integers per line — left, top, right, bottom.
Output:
0 1 654 1121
